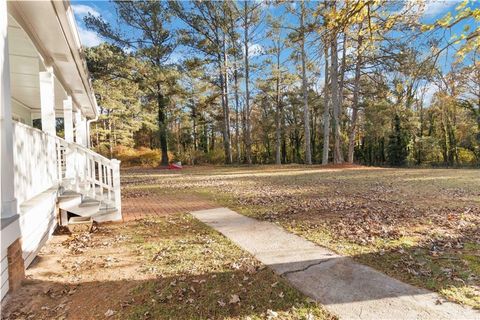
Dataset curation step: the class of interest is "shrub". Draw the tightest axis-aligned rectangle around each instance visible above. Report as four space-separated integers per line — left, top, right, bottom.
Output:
173 148 226 165
113 146 162 167
457 147 476 165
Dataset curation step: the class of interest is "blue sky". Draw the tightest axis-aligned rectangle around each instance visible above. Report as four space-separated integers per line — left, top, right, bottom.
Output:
71 0 479 104
71 0 470 46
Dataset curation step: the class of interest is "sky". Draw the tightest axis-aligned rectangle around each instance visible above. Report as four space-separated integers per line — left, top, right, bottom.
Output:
71 0 478 105
71 0 468 46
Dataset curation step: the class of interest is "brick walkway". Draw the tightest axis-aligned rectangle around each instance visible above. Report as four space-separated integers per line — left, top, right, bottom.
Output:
122 193 217 221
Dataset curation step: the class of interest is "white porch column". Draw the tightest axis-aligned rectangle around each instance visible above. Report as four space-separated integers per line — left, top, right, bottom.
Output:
63 96 73 142
81 114 87 147
39 67 56 135
0 0 18 218
74 109 84 145
63 97 75 180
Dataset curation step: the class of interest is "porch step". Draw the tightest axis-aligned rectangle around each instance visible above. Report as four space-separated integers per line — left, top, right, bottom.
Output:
57 190 82 209
64 202 101 217
92 208 121 223
78 197 101 207
58 189 121 223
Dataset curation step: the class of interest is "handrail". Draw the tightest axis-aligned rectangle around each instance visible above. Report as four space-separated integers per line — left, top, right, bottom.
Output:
13 120 122 218
13 120 116 164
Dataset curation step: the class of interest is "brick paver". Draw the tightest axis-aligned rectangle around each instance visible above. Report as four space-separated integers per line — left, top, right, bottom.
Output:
122 193 217 221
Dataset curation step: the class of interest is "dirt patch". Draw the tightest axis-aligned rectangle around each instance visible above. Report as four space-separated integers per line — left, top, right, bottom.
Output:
2 215 332 320
1 224 147 320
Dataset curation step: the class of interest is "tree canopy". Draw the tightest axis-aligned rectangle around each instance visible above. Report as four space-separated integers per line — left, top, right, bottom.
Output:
82 0 480 167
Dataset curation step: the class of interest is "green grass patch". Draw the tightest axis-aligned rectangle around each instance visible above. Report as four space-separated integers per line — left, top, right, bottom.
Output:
117 214 334 319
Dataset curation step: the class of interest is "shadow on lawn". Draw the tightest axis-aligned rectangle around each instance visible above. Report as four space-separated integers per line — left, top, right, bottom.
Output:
3 243 479 320
5 250 477 320
2 269 332 320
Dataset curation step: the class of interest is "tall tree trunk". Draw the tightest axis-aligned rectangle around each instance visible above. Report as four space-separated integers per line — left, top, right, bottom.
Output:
347 34 363 163
108 111 113 158
331 33 344 164
281 106 287 163
244 2 252 165
233 61 242 163
157 90 169 166
192 100 197 151
219 46 232 164
322 43 331 165
338 32 347 112
300 0 312 164
275 47 282 165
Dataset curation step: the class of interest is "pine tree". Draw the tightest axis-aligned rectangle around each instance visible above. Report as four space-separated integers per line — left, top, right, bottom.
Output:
387 114 408 166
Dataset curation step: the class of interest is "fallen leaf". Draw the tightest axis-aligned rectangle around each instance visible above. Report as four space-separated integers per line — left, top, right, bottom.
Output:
267 309 278 319
229 294 240 304
104 309 115 317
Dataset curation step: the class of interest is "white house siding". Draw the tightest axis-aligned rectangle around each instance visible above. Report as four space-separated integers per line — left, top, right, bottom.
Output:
1 251 9 301
1 1 117 303
11 99 32 125
19 187 58 268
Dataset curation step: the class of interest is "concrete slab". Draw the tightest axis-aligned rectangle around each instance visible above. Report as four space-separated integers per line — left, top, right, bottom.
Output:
191 207 480 320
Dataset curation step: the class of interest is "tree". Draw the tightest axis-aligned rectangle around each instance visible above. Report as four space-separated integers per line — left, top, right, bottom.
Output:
286 0 313 164
387 114 408 166
85 1 175 166
81 0 480 168
170 1 237 164
347 28 363 163
266 16 287 165
85 44 142 157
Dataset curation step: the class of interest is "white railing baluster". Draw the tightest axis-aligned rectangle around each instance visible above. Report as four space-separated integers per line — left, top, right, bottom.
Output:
98 161 103 198
12 120 122 219
111 160 121 216
107 165 112 201
56 140 62 181
90 158 94 197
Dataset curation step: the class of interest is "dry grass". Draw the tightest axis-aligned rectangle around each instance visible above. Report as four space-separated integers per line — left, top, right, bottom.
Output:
2 187 332 319
121 215 333 319
122 165 480 309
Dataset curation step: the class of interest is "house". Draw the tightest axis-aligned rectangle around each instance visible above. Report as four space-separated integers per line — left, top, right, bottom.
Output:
1 0 122 301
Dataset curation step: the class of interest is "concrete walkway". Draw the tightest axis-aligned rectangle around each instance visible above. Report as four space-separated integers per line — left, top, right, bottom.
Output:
191 207 479 320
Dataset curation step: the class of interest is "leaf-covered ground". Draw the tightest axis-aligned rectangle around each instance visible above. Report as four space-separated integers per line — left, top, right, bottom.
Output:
123 165 480 309
2 191 331 319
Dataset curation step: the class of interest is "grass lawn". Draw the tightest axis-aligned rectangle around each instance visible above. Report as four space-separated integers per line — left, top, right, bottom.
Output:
123 164 480 309
3 188 331 320
121 215 332 319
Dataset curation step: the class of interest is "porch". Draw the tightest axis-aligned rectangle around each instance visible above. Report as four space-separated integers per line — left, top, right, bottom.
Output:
1 0 121 301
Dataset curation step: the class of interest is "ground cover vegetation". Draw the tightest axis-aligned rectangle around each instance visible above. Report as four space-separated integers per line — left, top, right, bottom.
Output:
82 0 480 167
2 177 333 320
122 166 480 309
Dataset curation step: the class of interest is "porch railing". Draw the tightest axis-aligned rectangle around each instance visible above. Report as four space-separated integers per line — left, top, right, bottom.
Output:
12 121 121 216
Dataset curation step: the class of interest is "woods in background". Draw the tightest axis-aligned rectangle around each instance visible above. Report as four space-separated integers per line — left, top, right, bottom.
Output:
83 0 480 167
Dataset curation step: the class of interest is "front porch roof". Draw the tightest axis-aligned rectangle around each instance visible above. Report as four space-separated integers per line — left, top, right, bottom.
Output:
7 1 98 118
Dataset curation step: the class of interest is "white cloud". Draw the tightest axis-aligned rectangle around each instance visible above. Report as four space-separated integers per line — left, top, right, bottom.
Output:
398 0 459 19
423 0 459 18
248 43 264 57
422 83 439 106
77 25 102 47
71 4 102 47
71 4 100 18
